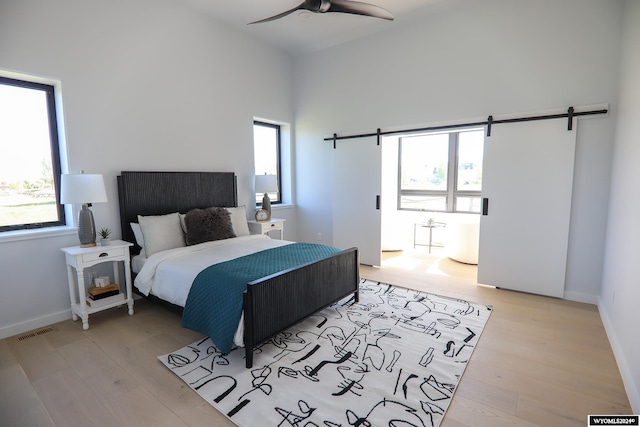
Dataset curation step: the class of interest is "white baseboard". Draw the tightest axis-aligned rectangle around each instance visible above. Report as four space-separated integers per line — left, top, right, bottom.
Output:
563 290 598 305
598 300 640 413
0 309 71 340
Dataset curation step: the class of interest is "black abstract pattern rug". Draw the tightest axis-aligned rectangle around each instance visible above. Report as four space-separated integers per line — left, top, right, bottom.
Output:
158 279 492 427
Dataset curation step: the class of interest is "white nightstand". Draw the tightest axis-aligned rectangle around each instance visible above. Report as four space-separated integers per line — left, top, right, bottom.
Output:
247 218 285 239
61 240 134 330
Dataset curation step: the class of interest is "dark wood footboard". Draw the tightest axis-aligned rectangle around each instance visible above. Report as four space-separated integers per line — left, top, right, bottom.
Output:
243 247 359 368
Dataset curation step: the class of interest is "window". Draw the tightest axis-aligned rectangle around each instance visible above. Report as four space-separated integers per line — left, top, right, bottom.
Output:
0 75 65 232
399 128 484 213
253 121 281 206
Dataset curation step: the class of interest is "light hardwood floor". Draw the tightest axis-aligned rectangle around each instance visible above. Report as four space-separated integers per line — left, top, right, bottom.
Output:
0 248 632 426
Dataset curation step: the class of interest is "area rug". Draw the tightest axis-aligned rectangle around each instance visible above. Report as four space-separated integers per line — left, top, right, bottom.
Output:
158 279 492 427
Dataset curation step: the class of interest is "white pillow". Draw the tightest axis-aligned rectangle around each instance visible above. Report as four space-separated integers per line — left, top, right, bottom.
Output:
226 206 250 237
137 213 185 257
130 222 147 258
179 213 187 234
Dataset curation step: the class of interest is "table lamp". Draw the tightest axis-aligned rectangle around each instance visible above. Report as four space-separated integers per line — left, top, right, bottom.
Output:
255 174 277 213
60 172 108 247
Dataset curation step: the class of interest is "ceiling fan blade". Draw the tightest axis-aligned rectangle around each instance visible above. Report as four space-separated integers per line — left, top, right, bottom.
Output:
328 0 394 20
248 2 306 24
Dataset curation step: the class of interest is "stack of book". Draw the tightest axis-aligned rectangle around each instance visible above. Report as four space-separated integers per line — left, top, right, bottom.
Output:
88 283 119 300
86 284 124 308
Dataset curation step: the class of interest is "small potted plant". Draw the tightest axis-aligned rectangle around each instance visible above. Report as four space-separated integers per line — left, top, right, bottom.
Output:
98 227 111 246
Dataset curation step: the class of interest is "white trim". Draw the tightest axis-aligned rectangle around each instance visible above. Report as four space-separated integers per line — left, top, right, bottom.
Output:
252 117 293 205
563 290 598 305
251 203 295 213
0 226 77 244
0 67 59 85
270 203 294 210
0 309 71 340
0 67 72 236
598 300 640 413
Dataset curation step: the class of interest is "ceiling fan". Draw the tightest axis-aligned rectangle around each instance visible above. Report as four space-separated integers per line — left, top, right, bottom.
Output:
248 0 394 24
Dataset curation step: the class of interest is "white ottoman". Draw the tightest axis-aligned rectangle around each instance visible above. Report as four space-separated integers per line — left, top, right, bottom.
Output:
445 216 480 264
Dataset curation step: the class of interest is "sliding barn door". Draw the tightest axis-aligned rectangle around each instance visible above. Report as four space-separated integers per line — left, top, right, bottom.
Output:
332 137 382 266
477 118 576 298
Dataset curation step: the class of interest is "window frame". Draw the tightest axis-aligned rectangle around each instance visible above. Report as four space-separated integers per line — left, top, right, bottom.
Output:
253 120 282 206
0 75 66 232
398 128 483 214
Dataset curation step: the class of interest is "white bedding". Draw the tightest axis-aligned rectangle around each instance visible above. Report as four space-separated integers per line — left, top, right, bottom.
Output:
131 254 146 274
134 234 292 306
134 234 292 348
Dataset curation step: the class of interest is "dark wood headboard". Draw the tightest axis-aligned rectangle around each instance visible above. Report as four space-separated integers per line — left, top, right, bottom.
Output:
117 171 237 255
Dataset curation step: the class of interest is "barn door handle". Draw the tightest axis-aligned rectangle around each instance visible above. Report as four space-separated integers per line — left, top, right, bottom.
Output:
376 195 381 210
482 198 489 215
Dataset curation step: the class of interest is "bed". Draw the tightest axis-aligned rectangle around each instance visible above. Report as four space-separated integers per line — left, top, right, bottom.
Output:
117 171 359 368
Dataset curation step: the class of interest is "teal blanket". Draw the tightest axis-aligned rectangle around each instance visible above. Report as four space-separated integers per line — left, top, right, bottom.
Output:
181 243 342 354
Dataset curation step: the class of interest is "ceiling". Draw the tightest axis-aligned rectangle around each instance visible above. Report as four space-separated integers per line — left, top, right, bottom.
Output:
179 0 442 56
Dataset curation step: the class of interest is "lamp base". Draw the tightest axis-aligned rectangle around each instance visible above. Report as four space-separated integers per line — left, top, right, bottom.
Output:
78 204 97 247
262 193 271 213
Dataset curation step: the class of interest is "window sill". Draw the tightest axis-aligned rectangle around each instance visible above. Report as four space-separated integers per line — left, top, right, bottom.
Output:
0 226 77 244
256 203 294 211
271 203 294 210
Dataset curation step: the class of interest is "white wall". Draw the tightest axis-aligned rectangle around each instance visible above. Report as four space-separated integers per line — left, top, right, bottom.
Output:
599 0 640 412
0 0 637 410
293 0 623 303
0 0 295 338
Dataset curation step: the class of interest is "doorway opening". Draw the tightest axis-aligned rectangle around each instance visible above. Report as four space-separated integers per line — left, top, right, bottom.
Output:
380 131 481 284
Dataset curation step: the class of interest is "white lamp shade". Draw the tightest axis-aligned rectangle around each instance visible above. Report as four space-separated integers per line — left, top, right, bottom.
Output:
60 173 108 204
255 174 278 194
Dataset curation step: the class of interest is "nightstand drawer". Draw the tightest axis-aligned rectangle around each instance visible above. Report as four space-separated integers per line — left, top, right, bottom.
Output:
247 218 285 240
81 247 125 263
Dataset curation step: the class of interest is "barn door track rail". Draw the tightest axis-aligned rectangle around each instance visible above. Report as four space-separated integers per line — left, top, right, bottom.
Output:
325 106 608 148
